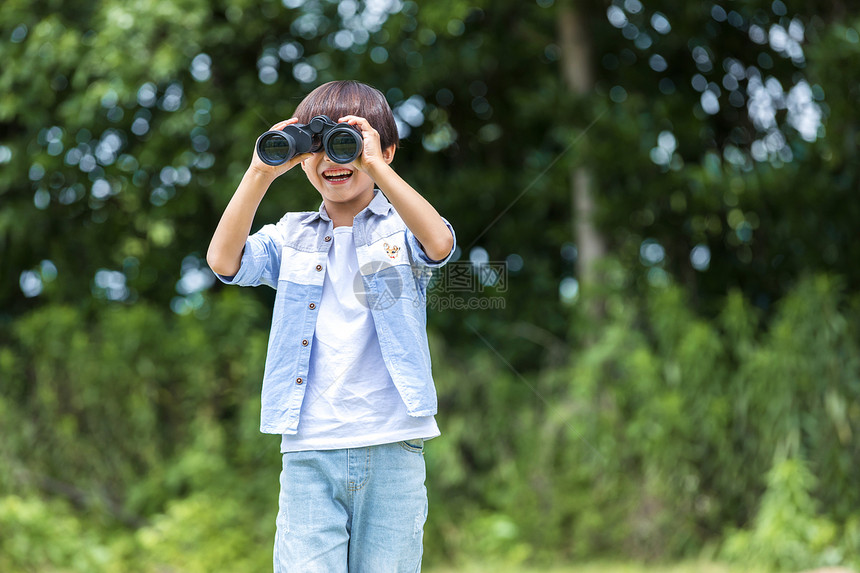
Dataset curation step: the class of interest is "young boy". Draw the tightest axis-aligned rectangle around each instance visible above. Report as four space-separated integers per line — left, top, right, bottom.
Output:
206 80 455 571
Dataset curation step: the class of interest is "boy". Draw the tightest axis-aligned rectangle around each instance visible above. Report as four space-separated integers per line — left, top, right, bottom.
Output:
206 80 456 572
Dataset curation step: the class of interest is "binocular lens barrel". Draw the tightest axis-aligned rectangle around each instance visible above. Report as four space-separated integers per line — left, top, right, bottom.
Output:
325 129 362 164
257 132 295 166
255 116 362 166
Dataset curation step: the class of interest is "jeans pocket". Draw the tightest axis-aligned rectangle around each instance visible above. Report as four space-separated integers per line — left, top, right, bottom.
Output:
399 438 425 454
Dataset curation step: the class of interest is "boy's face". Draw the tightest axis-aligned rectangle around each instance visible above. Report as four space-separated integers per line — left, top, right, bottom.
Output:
300 144 394 212
301 152 375 208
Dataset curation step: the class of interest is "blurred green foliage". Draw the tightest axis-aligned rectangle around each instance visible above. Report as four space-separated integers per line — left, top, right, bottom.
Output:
3 275 860 570
2 0 860 570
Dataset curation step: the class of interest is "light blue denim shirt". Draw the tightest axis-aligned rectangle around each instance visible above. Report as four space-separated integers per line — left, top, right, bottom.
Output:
216 189 456 434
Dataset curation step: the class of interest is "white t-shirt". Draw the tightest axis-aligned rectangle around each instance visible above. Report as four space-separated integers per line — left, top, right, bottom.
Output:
280 225 440 452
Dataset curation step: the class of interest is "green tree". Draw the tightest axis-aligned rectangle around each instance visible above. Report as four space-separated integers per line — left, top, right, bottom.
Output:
3 0 860 569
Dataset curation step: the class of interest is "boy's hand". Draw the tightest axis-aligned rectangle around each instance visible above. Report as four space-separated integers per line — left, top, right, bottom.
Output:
249 118 313 180
338 115 391 175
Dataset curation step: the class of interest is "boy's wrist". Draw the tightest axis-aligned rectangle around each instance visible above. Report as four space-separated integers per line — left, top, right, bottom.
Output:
246 165 277 184
366 160 394 183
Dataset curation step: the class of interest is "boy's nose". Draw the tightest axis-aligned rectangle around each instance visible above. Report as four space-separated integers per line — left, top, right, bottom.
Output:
323 155 349 166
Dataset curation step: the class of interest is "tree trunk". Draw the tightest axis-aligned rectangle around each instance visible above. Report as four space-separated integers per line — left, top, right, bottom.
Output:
558 3 607 293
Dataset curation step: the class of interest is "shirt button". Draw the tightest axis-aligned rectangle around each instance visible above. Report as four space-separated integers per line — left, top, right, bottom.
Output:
324 235 332 242
301 339 308 346
309 302 316 310
296 377 303 385
315 264 322 271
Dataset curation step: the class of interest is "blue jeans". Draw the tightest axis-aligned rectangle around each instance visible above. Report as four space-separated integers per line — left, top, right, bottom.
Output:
274 439 428 572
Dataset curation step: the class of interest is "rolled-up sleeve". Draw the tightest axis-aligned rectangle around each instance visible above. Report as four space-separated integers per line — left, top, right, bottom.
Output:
216 222 284 289
405 216 456 269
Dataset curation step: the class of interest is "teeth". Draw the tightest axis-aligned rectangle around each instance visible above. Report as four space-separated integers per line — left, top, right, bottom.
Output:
324 170 352 178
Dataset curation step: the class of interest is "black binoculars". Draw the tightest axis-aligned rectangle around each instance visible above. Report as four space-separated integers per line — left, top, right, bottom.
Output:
256 115 363 166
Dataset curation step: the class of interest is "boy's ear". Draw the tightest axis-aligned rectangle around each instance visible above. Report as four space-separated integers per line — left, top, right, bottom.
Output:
382 144 396 164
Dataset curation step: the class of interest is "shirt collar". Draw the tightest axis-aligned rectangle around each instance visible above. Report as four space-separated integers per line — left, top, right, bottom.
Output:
301 188 391 225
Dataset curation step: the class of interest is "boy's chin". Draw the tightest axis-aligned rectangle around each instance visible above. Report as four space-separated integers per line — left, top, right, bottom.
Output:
317 183 374 202
322 177 354 187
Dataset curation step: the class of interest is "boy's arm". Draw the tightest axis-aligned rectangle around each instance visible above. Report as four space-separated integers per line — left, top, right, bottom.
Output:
207 169 275 277
369 165 454 262
340 115 455 262
207 119 311 277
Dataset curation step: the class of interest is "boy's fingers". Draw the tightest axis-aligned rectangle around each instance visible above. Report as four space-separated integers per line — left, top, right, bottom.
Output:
294 152 313 163
338 115 368 127
269 117 299 131
287 152 314 169
339 116 379 139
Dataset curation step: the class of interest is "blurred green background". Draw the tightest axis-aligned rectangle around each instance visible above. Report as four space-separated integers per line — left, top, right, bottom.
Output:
2 0 860 571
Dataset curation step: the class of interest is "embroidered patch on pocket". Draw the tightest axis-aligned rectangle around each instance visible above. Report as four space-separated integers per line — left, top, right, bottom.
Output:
383 242 401 259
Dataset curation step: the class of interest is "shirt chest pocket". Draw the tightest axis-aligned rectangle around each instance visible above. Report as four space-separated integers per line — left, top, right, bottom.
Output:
358 239 428 305
278 247 325 286
362 233 415 269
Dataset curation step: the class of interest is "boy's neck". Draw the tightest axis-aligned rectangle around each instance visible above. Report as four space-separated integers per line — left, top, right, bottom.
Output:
324 187 376 228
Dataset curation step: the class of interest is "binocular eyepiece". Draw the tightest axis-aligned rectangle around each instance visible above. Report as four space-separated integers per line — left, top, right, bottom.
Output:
256 115 363 166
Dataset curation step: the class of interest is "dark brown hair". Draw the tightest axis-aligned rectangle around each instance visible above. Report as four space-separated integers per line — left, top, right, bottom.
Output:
294 80 399 151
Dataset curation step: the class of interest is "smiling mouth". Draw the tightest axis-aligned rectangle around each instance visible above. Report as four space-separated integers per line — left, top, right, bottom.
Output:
323 169 353 183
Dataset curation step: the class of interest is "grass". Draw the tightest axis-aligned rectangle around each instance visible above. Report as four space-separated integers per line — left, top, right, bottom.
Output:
426 561 771 573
